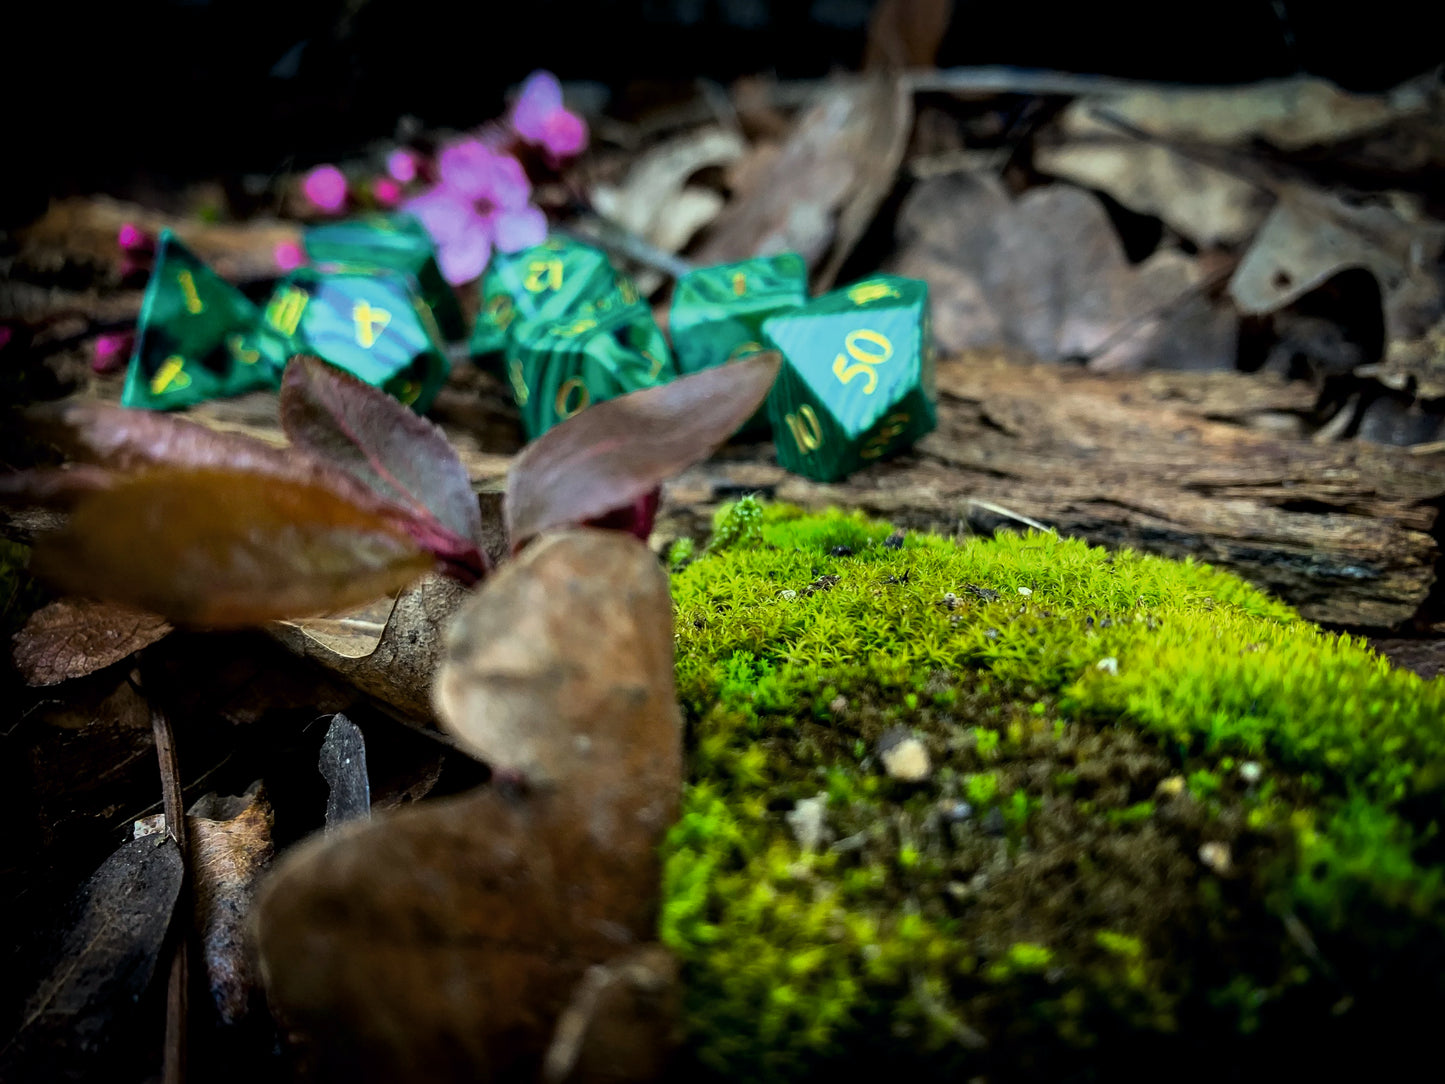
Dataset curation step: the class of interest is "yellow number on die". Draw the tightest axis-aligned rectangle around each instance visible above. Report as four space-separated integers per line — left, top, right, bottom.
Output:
831 329 893 395
784 404 824 454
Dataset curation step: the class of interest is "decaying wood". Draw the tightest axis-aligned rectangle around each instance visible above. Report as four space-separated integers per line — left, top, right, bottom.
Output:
660 357 1443 629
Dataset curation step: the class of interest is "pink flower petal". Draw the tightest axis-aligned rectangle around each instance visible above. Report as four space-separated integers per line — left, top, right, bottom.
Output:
542 109 588 159
404 187 481 248
511 71 564 143
274 240 306 272
117 223 154 252
92 331 134 374
387 148 419 184
491 205 548 253
486 154 532 210
438 139 500 202
303 165 348 214
372 177 403 207
436 216 493 285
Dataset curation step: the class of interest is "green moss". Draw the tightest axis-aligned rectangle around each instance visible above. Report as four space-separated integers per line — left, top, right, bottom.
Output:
663 505 1445 1080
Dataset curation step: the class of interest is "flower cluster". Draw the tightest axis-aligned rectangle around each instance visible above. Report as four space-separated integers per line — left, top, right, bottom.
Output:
298 71 588 284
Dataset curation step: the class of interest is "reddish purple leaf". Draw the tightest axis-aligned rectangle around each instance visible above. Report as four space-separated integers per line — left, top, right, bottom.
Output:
505 352 782 550
12 598 172 686
29 468 439 627
280 356 484 557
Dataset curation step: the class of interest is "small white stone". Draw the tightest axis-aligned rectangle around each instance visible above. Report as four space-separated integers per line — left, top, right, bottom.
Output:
1017 586 1033 596
1238 761 1263 785
779 589 798 601
829 695 848 715
133 814 167 840
1155 775 1186 798
785 793 830 852
1096 656 1119 675
881 738 932 782
1199 841 1233 874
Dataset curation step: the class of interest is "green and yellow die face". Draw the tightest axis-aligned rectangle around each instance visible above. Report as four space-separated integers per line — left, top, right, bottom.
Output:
470 236 618 361
669 253 807 376
505 282 674 439
303 213 465 341
122 231 287 411
762 274 937 482
262 268 450 412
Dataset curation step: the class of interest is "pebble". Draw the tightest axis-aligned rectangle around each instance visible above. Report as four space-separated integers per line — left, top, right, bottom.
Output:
785 793 830 853
1155 775 1186 798
983 808 1007 836
829 695 848 715
1017 586 1033 597
1198 841 1233 874
1095 656 1119 675
1238 761 1263 785
878 727 932 782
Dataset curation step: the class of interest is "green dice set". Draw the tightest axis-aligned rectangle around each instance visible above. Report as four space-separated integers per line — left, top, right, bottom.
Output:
122 231 290 410
469 236 618 359
261 267 451 412
669 254 808 437
304 213 465 342
505 280 675 439
761 274 936 482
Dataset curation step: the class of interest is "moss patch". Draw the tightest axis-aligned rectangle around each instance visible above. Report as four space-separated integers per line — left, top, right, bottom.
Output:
663 503 1445 1081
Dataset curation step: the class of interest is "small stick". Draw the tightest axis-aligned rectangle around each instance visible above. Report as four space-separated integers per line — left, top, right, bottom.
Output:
134 669 189 1084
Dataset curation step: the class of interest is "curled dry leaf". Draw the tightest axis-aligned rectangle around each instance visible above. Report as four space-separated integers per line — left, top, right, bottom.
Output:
280 355 484 561
187 784 274 1028
256 531 682 1082
12 597 172 686
1 835 184 1080
505 352 781 550
30 468 436 627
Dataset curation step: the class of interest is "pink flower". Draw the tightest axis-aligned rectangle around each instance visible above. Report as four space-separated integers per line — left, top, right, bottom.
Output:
92 331 134 374
117 222 155 253
387 148 420 184
372 177 403 207
303 165 348 214
510 70 588 161
274 240 306 272
404 140 547 285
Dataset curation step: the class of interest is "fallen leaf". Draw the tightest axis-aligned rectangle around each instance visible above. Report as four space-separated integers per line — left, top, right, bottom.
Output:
280 355 485 559
277 593 400 659
505 353 781 550
187 784 274 1027
30 468 437 627
256 530 681 1082
268 572 468 725
863 0 953 70
1229 187 1445 344
591 127 745 251
1051 76 1432 154
694 77 911 286
892 172 1237 370
320 714 373 828
1 835 184 1080
12 597 172 686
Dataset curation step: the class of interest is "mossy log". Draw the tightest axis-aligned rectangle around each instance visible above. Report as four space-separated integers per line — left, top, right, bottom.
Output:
663 502 1445 1081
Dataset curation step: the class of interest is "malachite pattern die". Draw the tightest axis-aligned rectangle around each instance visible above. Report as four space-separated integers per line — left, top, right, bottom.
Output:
261 267 450 412
505 280 675 439
469 236 618 360
304 213 465 341
762 274 936 482
122 231 290 410
669 253 806 437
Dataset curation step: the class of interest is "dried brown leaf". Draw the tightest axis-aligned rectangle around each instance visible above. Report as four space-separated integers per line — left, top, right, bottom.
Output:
187 784 274 1027
505 353 780 550
30 468 436 627
256 530 682 1082
12 597 172 686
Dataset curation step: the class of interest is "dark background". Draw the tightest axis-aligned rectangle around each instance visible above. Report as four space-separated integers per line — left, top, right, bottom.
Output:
5 0 1443 222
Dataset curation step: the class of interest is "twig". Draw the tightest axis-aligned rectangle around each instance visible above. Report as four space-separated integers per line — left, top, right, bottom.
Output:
965 499 1055 534
133 669 188 1084
557 220 695 281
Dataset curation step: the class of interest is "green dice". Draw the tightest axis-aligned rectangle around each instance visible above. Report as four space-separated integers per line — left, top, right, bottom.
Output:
261 267 450 411
505 281 674 439
122 231 289 410
470 236 618 360
670 253 807 375
669 253 806 437
762 274 936 482
304 213 465 341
